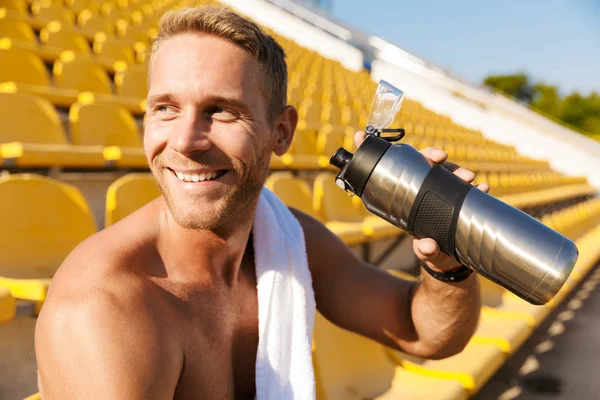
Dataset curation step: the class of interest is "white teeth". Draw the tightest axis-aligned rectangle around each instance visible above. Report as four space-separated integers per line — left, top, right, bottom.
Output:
173 170 222 182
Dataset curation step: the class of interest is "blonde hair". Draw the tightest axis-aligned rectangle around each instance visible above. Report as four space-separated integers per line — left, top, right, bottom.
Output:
150 6 288 121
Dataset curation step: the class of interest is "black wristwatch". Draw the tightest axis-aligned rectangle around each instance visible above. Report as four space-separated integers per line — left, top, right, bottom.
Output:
420 262 473 283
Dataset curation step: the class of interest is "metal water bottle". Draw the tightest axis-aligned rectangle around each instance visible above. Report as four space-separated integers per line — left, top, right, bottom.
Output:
330 80 578 305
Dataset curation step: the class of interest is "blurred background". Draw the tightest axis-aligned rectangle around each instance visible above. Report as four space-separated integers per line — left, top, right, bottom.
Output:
0 0 599 399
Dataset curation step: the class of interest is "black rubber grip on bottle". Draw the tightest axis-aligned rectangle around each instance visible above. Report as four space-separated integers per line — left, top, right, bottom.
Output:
406 163 473 260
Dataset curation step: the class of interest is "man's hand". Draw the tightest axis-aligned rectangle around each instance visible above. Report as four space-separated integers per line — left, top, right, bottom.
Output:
353 130 490 273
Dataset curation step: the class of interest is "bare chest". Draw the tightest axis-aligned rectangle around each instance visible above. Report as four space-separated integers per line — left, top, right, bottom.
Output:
165 269 259 399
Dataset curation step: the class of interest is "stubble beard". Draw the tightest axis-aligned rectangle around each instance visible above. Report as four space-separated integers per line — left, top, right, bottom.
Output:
153 151 271 237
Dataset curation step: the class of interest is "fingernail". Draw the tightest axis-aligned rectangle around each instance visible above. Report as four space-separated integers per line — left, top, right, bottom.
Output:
433 149 446 158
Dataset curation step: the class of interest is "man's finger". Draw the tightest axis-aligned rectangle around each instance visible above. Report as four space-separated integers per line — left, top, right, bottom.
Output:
413 237 442 262
476 182 490 193
354 131 367 149
453 167 476 183
413 237 464 272
420 147 448 164
440 160 476 183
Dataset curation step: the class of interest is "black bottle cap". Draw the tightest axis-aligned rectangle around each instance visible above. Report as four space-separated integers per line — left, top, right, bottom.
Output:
330 148 353 169
329 134 391 197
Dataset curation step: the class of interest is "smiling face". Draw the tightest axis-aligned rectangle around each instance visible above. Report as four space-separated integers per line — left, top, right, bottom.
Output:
144 33 283 232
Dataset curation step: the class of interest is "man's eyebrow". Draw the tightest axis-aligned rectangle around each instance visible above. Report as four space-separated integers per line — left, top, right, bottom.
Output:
208 95 251 112
146 93 177 107
146 93 251 112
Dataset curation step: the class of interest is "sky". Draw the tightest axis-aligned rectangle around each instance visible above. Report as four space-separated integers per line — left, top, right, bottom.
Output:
329 0 600 97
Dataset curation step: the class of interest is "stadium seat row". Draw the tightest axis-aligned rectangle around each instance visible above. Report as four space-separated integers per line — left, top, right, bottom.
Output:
1 171 598 302
1 0 173 42
0 45 146 112
0 91 146 168
0 0 555 175
5 170 600 400
0 89 573 184
0 13 149 69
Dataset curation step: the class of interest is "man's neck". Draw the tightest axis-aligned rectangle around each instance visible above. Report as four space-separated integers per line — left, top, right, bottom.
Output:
155 200 255 287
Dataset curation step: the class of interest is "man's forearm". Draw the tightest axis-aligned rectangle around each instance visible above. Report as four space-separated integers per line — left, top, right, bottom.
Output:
409 271 481 359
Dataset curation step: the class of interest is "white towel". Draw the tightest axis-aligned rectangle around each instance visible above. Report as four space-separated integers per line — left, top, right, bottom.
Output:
252 187 317 400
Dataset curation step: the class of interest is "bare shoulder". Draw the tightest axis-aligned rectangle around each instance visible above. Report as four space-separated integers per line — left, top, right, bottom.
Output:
48 197 163 296
39 198 166 349
35 202 181 399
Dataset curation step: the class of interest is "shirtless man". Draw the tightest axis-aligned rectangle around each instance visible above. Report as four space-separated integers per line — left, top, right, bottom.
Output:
35 6 488 399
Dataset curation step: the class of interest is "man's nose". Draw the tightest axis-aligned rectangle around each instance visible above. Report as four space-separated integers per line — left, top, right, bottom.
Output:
170 112 213 156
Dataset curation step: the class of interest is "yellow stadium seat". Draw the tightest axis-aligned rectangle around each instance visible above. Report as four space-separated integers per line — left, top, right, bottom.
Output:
321 102 342 126
352 198 403 240
316 124 345 156
77 8 115 37
0 92 107 167
0 287 16 322
0 24 66 63
99 1 125 22
265 172 364 245
129 8 154 30
0 46 51 86
499 183 597 210
265 172 320 219
51 54 146 114
0 17 36 43
0 173 97 301
114 64 148 98
274 122 327 169
131 40 149 63
114 18 150 43
31 0 76 28
387 341 504 396
64 0 98 14
478 276 552 327
93 32 135 63
313 312 468 400
69 101 147 167
41 21 91 54
69 102 141 148
297 99 321 131
340 105 359 128
0 0 27 13
313 172 363 219
314 172 401 241
475 309 533 354
105 173 160 226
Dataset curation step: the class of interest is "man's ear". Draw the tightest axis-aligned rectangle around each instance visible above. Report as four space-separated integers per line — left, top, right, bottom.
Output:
273 105 298 156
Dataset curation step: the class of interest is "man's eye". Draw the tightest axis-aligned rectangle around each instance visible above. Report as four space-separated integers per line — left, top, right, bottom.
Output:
208 106 238 121
156 105 177 113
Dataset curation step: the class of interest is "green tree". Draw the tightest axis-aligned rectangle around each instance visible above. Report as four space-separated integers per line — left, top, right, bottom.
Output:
482 73 600 136
532 84 561 118
561 91 600 134
483 73 536 103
